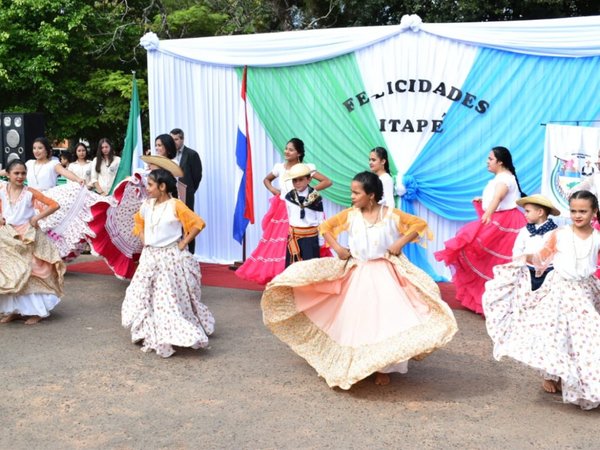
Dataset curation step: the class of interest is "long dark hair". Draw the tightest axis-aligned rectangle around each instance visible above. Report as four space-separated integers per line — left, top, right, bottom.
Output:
492 146 526 198
95 138 115 173
33 137 52 159
371 147 390 174
288 138 305 162
353 171 383 203
569 190 600 222
148 168 178 199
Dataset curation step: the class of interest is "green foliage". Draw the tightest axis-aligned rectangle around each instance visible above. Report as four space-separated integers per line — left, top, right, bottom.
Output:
0 0 595 150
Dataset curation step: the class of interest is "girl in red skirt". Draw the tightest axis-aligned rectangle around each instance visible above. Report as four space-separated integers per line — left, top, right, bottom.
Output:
435 146 527 314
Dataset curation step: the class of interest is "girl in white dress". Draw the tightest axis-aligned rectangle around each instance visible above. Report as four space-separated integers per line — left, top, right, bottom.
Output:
68 142 93 187
262 172 457 389
483 190 600 410
0 158 65 325
121 169 214 357
24 137 95 261
369 146 395 208
91 138 121 195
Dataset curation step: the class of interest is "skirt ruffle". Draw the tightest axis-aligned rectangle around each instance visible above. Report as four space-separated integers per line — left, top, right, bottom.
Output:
121 245 215 358
87 174 145 280
0 225 65 317
0 293 60 317
38 183 100 261
483 262 600 410
435 202 525 314
261 254 458 389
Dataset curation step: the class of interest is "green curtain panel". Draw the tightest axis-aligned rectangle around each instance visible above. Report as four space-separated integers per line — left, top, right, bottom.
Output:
240 54 390 206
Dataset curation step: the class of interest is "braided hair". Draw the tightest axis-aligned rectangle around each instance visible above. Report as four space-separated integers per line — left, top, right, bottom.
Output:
492 146 526 198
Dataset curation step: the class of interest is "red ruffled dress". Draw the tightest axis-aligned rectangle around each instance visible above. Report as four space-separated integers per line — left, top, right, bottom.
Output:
435 172 526 314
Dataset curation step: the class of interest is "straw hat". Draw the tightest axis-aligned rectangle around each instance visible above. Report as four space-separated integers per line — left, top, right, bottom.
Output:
283 163 313 181
141 155 184 178
516 194 560 216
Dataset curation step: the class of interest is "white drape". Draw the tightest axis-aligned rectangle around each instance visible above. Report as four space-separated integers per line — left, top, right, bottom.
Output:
143 15 600 267
141 15 600 66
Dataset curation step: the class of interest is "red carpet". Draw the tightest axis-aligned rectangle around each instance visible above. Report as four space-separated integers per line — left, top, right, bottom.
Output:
67 260 464 310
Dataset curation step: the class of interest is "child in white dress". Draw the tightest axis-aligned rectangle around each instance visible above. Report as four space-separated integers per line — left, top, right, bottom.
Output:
483 190 600 409
121 169 214 357
0 158 65 324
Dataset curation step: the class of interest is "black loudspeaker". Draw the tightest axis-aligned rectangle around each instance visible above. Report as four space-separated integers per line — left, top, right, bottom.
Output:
1 113 45 168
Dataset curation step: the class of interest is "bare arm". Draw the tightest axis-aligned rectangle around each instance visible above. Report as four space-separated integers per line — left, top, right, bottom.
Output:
481 183 508 225
387 230 419 256
55 164 84 184
323 231 350 260
311 171 332 191
263 172 280 196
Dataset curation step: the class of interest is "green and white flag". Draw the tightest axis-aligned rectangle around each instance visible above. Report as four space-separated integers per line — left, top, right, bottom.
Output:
110 73 142 194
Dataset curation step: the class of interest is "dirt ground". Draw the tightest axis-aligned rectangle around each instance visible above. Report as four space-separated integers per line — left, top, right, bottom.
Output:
1 267 599 449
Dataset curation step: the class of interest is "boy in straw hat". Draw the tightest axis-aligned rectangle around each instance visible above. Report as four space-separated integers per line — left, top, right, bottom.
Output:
282 163 324 266
513 194 560 290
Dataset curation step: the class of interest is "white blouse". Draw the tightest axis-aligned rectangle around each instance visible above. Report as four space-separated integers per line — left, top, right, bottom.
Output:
91 156 121 193
482 171 520 212
271 162 316 199
0 184 38 225
25 159 60 191
551 226 600 280
68 161 92 186
379 172 395 208
512 221 554 257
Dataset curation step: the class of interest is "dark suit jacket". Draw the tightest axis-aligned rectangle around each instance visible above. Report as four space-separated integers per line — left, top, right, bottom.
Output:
179 145 202 210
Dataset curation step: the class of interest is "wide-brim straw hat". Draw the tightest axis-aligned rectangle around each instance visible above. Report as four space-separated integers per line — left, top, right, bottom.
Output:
516 194 560 216
141 155 184 178
283 163 313 181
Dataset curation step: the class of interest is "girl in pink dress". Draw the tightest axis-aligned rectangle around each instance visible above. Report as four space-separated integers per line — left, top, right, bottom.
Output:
435 146 527 314
121 169 214 357
236 138 332 285
261 172 457 389
0 158 65 325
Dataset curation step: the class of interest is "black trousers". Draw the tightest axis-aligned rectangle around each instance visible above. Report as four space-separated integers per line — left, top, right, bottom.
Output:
285 235 320 267
529 266 553 291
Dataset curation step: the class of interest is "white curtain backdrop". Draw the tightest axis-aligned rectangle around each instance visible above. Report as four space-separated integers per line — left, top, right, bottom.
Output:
142 15 600 269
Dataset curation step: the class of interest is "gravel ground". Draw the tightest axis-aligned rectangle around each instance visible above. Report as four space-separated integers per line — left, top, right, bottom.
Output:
1 268 599 449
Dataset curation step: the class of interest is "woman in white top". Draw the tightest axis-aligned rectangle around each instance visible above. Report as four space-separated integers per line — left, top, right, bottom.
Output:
435 146 527 314
25 137 84 190
23 138 95 260
369 146 395 208
68 142 93 187
91 138 121 195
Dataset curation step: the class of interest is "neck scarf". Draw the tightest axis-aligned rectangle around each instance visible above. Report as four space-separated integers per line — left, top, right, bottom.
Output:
526 218 557 237
285 186 323 219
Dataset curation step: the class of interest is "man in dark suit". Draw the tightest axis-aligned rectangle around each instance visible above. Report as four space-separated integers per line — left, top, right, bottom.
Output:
170 128 203 254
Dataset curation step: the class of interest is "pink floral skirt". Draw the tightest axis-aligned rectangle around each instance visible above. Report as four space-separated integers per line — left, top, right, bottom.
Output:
121 244 215 358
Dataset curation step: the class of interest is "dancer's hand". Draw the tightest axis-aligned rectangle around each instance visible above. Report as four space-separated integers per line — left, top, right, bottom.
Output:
387 241 404 256
178 241 187 251
29 217 39 229
0 216 5 227
481 210 492 225
335 246 351 260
